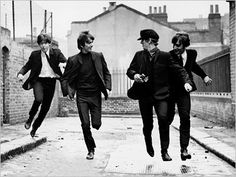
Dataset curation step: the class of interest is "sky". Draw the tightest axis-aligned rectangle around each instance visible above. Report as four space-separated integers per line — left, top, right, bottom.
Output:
0 0 230 57
34 0 229 39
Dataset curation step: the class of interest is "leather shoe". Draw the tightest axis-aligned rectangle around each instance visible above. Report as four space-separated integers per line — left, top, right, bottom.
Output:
30 129 36 137
86 151 94 160
145 138 154 157
161 152 172 161
181 149 191 161
24 119 32 130
146 145 154 157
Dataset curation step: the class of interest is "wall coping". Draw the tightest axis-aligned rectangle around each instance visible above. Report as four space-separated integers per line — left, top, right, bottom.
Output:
191 92 232 99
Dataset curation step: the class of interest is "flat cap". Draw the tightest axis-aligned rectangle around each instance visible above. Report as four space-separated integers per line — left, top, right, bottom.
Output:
137 29 159 41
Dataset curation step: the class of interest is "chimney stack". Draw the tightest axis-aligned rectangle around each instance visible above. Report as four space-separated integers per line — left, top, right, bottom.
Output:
108 2 116 11
103 7 106 12
147 5 168 23
208 4 221 42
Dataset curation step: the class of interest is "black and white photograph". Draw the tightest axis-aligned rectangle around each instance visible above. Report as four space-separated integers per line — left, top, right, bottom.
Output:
0 0 235 176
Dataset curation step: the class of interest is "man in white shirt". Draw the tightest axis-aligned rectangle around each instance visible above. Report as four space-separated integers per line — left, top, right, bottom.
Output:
168 32 212 161
17 33 66 137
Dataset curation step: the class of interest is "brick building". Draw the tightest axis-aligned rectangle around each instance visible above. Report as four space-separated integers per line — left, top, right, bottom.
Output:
227 0 235 123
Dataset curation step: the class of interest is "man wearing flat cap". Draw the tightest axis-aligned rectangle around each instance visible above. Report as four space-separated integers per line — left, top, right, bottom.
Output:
127 29 192 161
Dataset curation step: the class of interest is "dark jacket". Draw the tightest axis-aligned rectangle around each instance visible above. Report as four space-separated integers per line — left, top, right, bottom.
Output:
61 51 112 100
169 49 207 93
127 49 191 100
17 48 67 90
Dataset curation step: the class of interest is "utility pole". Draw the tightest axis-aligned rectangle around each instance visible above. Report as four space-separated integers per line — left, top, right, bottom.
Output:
30 0 33 47
51 12 53 39
44 10 47 33
12 0 15 41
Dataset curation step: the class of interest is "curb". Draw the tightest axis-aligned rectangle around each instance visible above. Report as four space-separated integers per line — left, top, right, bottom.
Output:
1 136 47 162
171 125 235 168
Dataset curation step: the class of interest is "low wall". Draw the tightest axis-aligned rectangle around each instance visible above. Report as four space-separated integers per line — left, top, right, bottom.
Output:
59 94 235 128
58 97 140 116
190 92 234 128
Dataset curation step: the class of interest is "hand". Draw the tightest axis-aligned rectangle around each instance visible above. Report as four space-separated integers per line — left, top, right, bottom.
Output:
106 89 111 96
17 74 24 81
67 95 74 101
184 83 192 92
203 76 212 86
134 74 144 83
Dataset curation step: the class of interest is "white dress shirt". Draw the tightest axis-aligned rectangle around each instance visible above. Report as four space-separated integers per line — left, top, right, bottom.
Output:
181 50 187 67
39 50 58 78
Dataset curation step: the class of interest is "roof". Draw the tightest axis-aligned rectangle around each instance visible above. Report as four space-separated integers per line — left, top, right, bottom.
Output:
71 4 179 31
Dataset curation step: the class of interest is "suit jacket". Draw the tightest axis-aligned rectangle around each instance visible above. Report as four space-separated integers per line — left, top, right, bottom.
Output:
169 49 207 93
127 49 191 100
61 51 112 100
17 48 67 90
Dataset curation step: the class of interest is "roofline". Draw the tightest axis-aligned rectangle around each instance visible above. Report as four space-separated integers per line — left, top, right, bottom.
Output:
169 21 196 24
71 4 179 31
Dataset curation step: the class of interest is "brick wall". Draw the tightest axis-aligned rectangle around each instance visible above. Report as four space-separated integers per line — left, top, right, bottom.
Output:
1 27 60 125
229 1 235 120
0 49 2 125
1 27 11 125
58 97 140 116
191 92 234 128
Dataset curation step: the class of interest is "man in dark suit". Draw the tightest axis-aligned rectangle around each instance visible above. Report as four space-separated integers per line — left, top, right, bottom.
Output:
61 31 111 160
168 32 212 160
17 33 67 137
127 29 192 161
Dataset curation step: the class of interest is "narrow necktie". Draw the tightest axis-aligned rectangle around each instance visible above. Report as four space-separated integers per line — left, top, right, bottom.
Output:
45 52 50 63
179 55 183 66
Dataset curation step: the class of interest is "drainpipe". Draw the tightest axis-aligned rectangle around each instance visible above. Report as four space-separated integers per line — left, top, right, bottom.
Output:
2 46 10 124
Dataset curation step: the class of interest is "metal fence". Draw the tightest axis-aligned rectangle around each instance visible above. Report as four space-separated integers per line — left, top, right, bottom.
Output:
110 68 133 97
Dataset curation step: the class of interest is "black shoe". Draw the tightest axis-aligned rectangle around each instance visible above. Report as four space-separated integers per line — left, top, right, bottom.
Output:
145 138 154 157
24 119 33 130
30 129 36 137
86 151 94 160
161 151 172 161
146 145 154 157
181 149 191 161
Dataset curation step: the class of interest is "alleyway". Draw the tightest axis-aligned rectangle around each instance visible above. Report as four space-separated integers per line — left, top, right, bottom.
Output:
1 116 235 176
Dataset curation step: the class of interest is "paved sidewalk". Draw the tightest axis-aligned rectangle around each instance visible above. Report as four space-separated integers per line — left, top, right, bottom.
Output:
0 114 235 168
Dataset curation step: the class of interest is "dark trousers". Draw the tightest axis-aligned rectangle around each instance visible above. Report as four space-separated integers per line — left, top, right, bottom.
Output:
76 93 102 152
29 77 56 131
139 97 169 152
168 92 191 150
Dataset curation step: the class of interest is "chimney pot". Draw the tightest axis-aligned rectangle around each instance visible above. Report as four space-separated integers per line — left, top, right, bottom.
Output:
154 7 157 13
210 5 214 13
149 6 152 14
109 2 116 6
108 2 116 11
163 5 166 13
159 6 162 13
215 4 219 13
